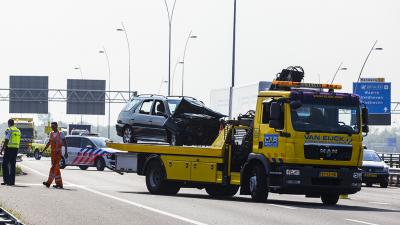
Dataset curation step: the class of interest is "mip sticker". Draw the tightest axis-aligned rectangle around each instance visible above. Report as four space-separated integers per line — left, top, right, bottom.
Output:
264 134 278 148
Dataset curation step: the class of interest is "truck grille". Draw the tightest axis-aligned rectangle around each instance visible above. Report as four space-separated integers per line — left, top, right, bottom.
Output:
304 144 352 161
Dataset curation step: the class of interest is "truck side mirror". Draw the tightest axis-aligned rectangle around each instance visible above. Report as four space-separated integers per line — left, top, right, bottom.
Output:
362 107 368 125
269 102 284 130
362 125 369 133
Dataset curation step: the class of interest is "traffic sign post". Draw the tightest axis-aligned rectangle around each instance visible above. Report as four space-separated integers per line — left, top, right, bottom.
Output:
353 81 391 125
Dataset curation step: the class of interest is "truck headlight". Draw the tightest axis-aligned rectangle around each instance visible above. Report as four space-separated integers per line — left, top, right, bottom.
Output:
286 169 301 176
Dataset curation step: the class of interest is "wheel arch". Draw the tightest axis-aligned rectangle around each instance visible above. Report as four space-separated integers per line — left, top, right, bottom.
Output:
138 154 165 176
240 153 270 195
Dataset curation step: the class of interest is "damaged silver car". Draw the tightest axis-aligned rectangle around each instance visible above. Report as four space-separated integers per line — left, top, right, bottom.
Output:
116 95 225 146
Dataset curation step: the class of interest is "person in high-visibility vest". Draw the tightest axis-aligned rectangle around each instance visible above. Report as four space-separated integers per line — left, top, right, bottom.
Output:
42 122 68 189
0 119 21 186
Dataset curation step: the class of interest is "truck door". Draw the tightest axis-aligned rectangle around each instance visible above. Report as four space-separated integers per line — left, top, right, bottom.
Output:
255 98 287 163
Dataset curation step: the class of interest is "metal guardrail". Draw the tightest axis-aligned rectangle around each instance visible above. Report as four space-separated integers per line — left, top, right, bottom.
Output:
0 207 24 225
389 169 400 187
378 153 400 168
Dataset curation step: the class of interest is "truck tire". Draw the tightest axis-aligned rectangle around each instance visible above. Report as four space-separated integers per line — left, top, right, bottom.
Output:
79 165 89 170
164 182 181 195
145 160 169 195
123 126 137 143
205 185 239 198
380 181 388 188
249 164 269 202
365 183 372 187
34 150 42 160
60 157 66 169
321 194 339 206
95 157 106 171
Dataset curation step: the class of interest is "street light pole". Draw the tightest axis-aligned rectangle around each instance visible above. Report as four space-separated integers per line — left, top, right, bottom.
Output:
330 62 347 84
163 0 177 96
116 22 132 100
171 57 181 95
181 30 197 96
357 40 383 82
99 47 111 139
228 0 237 118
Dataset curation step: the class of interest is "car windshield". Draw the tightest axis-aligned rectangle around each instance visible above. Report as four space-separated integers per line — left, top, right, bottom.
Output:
90 137 110 148
363 150 381 162
291 103 360 134
166 99 181 114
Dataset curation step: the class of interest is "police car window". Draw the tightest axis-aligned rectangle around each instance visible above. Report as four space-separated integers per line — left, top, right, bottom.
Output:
123 99 140 111
80 138 94 148
66 137 80 148
139 100 153 115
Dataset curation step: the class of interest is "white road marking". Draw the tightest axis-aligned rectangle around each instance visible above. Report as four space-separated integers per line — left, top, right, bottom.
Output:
345 218 380 225
268 203 296 210
20 164 209 225
368 202 390 205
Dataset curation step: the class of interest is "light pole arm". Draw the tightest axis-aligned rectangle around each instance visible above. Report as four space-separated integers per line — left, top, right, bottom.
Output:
358 40 377 82
121 22 132 99
181 30 192 96
331 62 343 84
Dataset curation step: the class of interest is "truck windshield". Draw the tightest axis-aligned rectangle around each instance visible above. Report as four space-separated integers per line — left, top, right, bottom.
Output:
291 104 360 134
19 128 34 138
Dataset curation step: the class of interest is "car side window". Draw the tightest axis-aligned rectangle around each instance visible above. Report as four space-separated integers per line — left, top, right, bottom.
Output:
81 138 95 149
123 99 140 111
139 100 153 115
66 137 81 148
152 100 166 116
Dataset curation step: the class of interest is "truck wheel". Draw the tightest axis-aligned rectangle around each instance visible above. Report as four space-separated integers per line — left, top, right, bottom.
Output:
365 183 372 187
321 194 339 206
95 158 106 171
164 182 181 195
60 157 66 169
34 150 42 160
249 164 269 202
145 160 169 194
123 127 137 143
380 181 388 188
79 165 89 170
205 185 239 197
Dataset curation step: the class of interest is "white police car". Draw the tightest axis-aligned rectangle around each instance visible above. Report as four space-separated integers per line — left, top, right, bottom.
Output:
60 135 121 171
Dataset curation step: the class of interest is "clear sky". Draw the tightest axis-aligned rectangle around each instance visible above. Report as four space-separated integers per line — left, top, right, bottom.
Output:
0 0 399 128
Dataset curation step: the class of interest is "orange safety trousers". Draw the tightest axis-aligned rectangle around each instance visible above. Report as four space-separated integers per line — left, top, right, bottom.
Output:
46 132 63 186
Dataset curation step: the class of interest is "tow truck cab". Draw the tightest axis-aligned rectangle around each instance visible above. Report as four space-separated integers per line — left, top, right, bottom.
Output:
244 81 368 200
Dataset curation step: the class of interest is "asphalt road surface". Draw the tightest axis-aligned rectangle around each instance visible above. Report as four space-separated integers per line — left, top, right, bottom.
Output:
0 157 399 225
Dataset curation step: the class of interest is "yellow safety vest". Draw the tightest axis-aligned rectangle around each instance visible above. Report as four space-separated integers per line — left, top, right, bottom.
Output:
6 126 21 149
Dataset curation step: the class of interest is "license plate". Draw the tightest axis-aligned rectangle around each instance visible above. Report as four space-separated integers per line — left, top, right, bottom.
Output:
364 173 377 178
319 171 338 178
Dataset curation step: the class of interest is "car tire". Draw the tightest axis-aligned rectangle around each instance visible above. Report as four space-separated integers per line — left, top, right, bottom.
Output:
60 157 66 169
169 133 183 146
380 181 388 188
145 160 169 194
249 164 269 202
79 165 89 170
205 185 239 198
34 149 42 160
123 126 137 143
95 157 106 171
321 194 340 206
366 183 373 187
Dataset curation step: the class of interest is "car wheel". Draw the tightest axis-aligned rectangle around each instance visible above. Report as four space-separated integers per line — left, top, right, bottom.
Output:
34 149 42 160
95 157 106 171
60 157 66 169
366 183 373 187
205 185 239 198
123 126 136 143
321 194 340 206
249 164 269 202
169 133 183 146
79 165 89 170
380 181 388 188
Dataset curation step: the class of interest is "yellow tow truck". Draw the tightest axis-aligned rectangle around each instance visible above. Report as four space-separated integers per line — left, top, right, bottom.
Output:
108 67 368 205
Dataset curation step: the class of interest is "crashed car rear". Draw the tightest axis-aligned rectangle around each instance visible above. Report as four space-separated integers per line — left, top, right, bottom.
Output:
116 95 225 146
